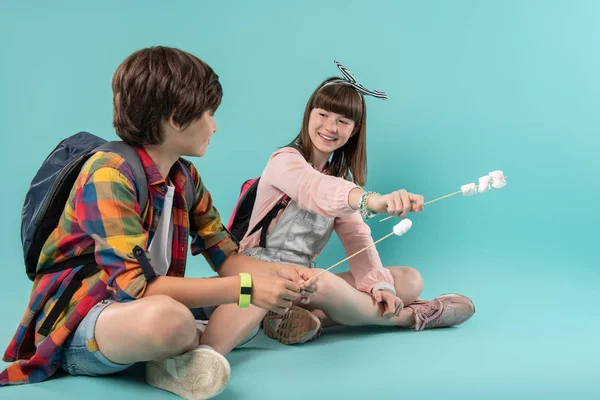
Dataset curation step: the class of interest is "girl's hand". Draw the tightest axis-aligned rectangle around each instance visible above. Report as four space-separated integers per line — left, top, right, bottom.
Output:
373 289 404 318
368 189 424 218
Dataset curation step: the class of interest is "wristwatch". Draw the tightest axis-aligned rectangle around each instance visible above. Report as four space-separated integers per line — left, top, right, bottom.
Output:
238 273 252 308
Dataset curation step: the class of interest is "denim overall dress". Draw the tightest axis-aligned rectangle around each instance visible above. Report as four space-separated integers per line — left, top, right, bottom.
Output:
241 199 335 268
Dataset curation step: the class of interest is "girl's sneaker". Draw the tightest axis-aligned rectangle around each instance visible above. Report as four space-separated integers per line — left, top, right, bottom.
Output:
263 305 322 344
407 294 475 331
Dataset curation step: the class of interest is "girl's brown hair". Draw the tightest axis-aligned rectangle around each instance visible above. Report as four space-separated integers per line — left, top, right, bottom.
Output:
292 78 368 186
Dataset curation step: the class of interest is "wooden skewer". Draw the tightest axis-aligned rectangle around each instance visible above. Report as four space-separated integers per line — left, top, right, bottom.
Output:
301 191 463 286
302 178 506 286
378 190 462 222
302 232 395 286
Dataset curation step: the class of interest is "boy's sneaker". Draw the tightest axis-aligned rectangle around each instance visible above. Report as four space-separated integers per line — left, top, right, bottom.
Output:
263 305 322 344
407 294 475 331
146 345 230 399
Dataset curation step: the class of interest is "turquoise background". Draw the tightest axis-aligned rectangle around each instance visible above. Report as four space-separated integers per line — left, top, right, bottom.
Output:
1 0 599 399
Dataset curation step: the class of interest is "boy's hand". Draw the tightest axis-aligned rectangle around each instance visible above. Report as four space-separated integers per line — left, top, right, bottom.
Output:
373 289 404 318
273 263 318 304
251 275 301 315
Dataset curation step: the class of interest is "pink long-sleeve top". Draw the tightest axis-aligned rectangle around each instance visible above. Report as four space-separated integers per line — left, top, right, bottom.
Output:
239 147 395 294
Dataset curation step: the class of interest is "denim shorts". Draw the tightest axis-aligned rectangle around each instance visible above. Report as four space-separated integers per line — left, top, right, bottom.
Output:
61 299 133 376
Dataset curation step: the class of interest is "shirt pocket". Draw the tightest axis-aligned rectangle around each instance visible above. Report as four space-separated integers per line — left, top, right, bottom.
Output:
301 209 335 233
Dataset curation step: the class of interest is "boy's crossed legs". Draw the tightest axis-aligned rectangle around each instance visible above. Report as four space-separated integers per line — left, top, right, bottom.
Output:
63 295 229 400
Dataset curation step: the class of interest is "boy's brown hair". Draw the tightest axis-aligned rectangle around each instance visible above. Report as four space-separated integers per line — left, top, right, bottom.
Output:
112 46 222 146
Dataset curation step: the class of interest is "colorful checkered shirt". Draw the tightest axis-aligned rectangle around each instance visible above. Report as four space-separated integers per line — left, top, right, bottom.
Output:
0 146 238 385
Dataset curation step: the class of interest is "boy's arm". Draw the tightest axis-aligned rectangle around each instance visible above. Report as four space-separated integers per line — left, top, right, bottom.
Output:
74 163 302 310
143 275 240 308
187 164 239 271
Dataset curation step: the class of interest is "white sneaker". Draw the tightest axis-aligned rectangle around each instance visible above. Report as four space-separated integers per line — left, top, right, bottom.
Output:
146 345 231 399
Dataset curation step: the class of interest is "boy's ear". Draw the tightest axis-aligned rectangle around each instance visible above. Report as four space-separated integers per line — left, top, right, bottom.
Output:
168 112 182 131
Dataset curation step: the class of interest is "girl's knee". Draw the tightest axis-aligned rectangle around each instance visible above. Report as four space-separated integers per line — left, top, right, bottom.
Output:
389 266 424 295
406 267 424 293
310 269 336 295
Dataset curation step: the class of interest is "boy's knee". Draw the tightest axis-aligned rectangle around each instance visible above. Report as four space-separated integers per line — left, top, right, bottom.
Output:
141 295 196 351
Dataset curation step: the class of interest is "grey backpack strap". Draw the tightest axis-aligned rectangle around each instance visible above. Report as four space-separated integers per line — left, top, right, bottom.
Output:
95 142 149 214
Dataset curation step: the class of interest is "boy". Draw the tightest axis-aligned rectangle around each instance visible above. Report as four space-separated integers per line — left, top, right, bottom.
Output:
0 46 317 400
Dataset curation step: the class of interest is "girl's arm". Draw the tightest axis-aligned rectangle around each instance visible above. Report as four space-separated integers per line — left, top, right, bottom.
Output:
333 212 395 294
262 148 360 218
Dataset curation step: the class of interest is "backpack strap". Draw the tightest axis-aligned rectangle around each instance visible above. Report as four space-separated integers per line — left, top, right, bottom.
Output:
248 195 291 248
38 261 99 336
245 144 302 248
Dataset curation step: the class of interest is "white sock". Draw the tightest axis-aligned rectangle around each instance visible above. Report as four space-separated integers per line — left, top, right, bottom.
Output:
197 344 216 352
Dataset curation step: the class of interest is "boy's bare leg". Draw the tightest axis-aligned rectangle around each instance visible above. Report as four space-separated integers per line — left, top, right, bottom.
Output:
199 304 267 355
95 295 200 363
94 294 232 399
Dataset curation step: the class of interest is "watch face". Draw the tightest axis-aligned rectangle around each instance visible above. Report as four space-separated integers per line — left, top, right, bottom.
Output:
240 287 252 295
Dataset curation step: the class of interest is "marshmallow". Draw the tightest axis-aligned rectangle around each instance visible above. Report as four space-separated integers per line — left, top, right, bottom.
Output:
461 183 477 196
478 175 492 193
489 170 505 180
393 219 413 236
489 170 507 188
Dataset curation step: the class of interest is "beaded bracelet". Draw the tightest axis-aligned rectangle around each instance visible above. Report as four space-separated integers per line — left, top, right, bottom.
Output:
359 191 379 220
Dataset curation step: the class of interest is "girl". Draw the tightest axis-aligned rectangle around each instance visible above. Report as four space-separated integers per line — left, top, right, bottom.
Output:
199 62 474 352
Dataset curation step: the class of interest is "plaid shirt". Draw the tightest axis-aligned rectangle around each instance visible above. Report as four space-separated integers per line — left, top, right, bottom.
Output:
1 147 238 386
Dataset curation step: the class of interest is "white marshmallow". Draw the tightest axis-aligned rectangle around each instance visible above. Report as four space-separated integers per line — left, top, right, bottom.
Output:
461 183 477 196
489 170 507 188
393 219 413 236
478 175 492 193
489 170 505 180
492 179 506 189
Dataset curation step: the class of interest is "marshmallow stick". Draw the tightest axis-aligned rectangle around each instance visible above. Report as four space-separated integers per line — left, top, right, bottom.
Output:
378 190 461 223
303 232 395 285
378 171 507 223
302 219 412 286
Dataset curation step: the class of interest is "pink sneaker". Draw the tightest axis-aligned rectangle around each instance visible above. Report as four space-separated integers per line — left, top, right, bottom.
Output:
263 306 322 345
407 294 475 331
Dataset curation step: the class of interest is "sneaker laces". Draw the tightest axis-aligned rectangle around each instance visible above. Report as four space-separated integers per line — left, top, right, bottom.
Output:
411 299 444 331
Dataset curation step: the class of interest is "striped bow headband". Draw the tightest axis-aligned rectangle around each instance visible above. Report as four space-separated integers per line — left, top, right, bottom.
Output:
320 60 388 100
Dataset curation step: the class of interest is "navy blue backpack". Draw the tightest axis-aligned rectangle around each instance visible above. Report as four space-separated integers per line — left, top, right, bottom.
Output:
21 131 196 281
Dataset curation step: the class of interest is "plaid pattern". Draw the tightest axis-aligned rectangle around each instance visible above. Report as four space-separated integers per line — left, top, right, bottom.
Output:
0 147 238 385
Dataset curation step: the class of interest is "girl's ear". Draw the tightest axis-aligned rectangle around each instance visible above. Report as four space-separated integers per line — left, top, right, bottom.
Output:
351 124 360 137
